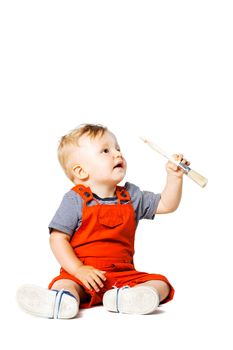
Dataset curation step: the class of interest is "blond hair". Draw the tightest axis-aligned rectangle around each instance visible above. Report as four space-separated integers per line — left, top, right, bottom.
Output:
58 124 108 181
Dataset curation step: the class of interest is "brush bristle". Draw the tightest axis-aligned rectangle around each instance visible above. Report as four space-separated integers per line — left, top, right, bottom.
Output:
187 169 208 188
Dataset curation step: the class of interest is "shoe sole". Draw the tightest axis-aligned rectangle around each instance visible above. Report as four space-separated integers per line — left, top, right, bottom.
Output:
16 284 79 319
103 286 160 315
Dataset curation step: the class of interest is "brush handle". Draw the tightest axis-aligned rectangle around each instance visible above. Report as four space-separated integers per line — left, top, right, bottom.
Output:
140 137 208 188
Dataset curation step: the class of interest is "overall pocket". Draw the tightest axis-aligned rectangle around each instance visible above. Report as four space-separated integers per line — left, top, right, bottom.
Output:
98 205 123 228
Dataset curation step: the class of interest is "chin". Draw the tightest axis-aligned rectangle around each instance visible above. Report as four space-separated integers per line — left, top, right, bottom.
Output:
116 174 126 184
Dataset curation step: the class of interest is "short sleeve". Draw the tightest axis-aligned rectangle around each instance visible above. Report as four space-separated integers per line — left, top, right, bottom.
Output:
125 182 161 224
48 191 82 236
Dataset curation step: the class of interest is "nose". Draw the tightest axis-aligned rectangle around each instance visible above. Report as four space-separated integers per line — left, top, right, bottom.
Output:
115 149 123 158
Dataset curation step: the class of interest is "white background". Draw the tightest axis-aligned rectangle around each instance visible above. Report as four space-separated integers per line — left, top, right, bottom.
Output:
0 1 232 349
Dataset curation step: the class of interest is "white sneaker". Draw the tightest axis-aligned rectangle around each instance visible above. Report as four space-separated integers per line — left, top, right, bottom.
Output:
103 285 160 315
16 284 79 319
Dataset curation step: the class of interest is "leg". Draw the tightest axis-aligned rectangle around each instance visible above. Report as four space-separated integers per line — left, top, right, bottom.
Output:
103 280 170 314
51 278 89 304
16 280 85 319
134 280 170 302
103 284 160 315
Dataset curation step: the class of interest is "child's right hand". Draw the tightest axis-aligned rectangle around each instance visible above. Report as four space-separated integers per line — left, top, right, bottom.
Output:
75 265 106 292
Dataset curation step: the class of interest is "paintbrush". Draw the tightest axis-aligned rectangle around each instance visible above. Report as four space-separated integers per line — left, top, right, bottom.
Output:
140 137 208 188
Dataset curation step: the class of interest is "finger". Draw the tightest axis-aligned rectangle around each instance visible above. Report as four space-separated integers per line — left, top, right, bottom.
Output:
180 158 190 166
92 274 105 288
91 272 105 286
87 277 100 292
83 280 92 290
90 272 106 289
172 154 183 161
96 270 106 275
95 270 107 281
180 158 187 164
177 154 184 162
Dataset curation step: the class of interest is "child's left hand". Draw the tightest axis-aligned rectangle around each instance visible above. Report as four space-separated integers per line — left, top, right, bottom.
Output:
166 154 190 178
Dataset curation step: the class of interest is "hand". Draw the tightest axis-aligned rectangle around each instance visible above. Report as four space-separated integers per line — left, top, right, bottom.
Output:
166 154 190 178
75 265 106 292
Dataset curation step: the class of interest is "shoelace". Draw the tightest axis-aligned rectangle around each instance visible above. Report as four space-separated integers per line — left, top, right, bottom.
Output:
53 289 65 319
114 286 130 313
53 289 76 319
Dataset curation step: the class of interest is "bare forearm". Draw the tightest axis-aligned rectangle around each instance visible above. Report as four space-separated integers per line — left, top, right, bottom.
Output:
156 154 190 214
50 232 83 276
160 174 183 212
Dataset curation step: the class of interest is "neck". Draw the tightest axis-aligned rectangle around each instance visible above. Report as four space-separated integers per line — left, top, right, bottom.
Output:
76 182 116 198
90 184 117 198
73 178 120 198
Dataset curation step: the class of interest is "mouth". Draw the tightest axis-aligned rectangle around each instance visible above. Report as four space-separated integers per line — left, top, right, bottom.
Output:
113 161 124 170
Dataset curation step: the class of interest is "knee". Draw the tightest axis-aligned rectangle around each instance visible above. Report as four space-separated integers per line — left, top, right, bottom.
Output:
51 279 88 302
145 280 170 301
159 281 170 296
51 279 75 290
158 281 170 301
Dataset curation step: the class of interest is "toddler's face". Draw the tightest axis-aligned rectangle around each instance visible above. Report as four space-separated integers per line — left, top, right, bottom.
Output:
74 131 127 186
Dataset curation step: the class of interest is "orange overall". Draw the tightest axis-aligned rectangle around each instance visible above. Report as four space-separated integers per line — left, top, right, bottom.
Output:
49 184 175 308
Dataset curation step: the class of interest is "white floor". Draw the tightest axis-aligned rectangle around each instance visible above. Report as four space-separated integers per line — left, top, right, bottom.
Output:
1 1 233 349
2 282 232 350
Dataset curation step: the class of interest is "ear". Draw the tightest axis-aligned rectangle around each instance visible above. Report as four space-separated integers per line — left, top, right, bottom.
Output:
72 165 89 181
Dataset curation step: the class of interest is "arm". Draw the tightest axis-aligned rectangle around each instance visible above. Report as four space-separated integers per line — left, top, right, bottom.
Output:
156 154 190 214
50 230 106 292
50 231 83 274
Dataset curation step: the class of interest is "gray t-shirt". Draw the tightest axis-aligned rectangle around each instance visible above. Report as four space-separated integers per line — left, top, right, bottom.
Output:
48 182 161 236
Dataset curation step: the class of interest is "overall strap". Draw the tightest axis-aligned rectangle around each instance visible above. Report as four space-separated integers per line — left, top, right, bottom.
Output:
71 184 94 204
115 186 131 203
72 184 131 204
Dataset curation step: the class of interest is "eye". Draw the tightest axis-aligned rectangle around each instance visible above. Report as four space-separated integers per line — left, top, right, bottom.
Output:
102 148 109 154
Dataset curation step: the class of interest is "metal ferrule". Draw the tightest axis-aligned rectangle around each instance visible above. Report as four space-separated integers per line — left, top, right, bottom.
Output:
178 162 191 173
